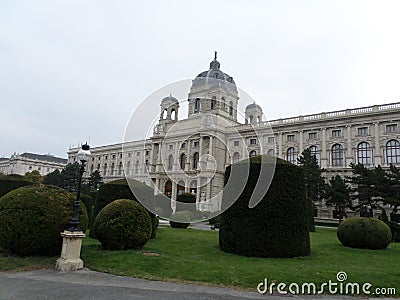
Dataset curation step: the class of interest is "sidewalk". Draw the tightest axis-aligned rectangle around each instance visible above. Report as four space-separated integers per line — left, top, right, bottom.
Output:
0 268 378 300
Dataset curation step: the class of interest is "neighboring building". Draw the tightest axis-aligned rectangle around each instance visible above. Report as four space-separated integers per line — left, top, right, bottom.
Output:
0 153 67 176
68 54 400 216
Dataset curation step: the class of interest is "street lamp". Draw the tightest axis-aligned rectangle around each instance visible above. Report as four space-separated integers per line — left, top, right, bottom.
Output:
69 143 91 232
56 142 91 271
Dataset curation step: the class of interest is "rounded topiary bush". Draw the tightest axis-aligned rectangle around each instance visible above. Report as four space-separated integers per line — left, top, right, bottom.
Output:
93 199 152 250
219 156 310 258
170 211 192 229
92 178 156 239
337 217 392 250
0 185 88 256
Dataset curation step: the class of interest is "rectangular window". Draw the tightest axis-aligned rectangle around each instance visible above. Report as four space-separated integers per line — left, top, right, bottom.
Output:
287 135 295 142
128 152 131 158
194 141 199 147
169 144 174 150
145 150 150 155
308 132 317 139
136 151 140 156
112 154 115 159
268 137 275 143
105 156 108 160
386 124 397 133
332 129 341 137
98 156 101 160
357 127 368 135
250 138 257 145
233 140 239 146
120 153 123 159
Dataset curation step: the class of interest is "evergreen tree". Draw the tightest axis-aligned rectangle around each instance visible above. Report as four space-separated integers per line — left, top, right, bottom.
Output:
298 148 326 231
325 175 352 223
43 169 63 186
348 163 388 217
87 170 103 191
24 170 42 184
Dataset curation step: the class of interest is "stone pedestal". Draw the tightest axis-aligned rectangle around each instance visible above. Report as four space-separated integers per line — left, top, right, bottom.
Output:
55 230 85 271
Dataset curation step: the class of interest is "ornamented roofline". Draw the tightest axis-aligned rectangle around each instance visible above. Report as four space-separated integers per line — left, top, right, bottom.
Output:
265 101 400 126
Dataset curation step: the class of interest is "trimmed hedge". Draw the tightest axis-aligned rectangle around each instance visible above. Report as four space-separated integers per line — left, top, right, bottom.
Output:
93 199 152 250
154 193 173 218
170 211 192 229
337 217 392 250
0 185 88 256
176 193 197 215
219 156 310 258
0 174 34 198
91 179 156 238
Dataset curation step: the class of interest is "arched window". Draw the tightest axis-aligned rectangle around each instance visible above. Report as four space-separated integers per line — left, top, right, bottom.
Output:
249 150 257 157
90 164 94 174
194 98 200 113
162 109 168 119
103 163 107 175
165 180 172 198
229 101 233 116
257 116 260 124
287 147 297 164
249 115 253 124
118 162 123 175
167 154 174 170
135 160 139 174
111 163 115 175
332 144 344 166
180 153 186 170
232 152 240 163
171 109 176 120
211 96 216 109
267 149 275 156
145 159 149 170
309 146 320 163
177 180 185 197
386 140 400 164
357 142 372 165
193 152 199 169
127 161 131 175
190 180 197 196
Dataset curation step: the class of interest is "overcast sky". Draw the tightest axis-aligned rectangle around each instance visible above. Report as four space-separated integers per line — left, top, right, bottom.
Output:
1 0 400 158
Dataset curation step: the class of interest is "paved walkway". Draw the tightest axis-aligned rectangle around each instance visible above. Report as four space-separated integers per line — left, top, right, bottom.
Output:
0 269 380 300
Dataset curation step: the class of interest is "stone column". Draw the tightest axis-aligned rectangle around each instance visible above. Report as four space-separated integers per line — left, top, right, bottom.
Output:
346 125 353 166
321 128 327 168
374 122 382 165
278 133 283 159
186 140 191 171
299 131 304 154
171 181 177 201
56 231 86 271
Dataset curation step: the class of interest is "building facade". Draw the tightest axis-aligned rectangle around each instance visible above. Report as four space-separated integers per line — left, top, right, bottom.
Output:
0 153 67 176
68 54 400 216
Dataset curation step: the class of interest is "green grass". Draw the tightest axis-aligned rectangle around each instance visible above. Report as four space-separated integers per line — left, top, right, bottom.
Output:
0 247 55 271
82 227 400 292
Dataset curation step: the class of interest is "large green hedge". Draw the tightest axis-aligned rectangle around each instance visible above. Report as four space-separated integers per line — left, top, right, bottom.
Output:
0 174 34 198
337 217 392 250
93 199 152 250
219 156 310 258
0 185 88 256
92 178 156 238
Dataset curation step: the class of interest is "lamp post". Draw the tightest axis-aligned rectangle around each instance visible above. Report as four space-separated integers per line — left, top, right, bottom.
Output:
56 143 91 271
69 143 91 231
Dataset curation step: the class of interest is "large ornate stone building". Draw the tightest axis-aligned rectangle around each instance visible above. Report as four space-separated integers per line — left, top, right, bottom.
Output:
68 54 400 216
0 153 67 176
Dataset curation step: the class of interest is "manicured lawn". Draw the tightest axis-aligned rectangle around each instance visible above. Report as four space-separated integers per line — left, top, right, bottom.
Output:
0 247 55 271
82 227 400 293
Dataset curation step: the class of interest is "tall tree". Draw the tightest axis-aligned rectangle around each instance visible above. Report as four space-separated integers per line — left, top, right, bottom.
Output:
43 169 62 186
24 170 42 184
298 148 326 231
325 175 352 223
87 170 103 191
348 163 388 217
